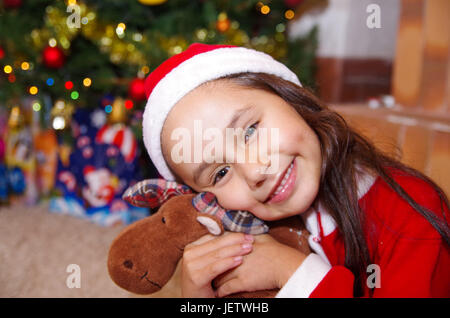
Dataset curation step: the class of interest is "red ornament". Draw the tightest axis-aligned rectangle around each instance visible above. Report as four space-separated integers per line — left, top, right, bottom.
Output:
284 0 303 8
128 78 146 101
2 0 22 9
124 99 134 109
216 18 231 33
42 46 65 69
0 46 4 60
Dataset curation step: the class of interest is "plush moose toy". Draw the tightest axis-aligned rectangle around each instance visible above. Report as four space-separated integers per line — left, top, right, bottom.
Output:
107 179 311 297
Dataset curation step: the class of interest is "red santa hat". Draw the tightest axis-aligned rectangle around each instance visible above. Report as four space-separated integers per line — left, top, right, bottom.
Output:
143 43 301 180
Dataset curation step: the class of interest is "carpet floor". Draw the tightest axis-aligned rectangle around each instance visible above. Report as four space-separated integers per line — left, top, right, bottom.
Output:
0 202 181 298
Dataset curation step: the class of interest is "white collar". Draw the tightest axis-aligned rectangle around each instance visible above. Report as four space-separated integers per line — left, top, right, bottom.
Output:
301 169 377 264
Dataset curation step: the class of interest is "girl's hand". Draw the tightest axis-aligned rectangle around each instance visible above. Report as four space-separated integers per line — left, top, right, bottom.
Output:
181 232 254 298
213 234 306 297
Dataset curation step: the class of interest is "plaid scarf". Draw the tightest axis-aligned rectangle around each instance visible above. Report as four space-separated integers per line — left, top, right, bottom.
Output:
122 178 268 234
122 179 192 209
192 192 269 235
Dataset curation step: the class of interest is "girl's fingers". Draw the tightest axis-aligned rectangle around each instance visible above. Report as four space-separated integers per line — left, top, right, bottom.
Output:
191 240 253 271
184 232 253 261
181 233 254 295
205 256 244 286
215 278 245 298
183 240 253 281
212 268 236 290
184 255 244 289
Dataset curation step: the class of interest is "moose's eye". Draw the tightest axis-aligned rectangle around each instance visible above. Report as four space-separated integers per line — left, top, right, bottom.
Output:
161 217 166 224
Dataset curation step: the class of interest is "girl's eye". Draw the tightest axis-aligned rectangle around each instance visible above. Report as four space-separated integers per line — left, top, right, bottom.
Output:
213 166 230 185
244 122 258 143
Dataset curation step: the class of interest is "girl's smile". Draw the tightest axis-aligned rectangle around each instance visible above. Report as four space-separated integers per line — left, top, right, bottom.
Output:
161 79 322 221
264 157 297 204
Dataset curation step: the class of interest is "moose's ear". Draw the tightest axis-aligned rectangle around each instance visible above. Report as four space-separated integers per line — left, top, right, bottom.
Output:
122 178 192 209
196 215 223 235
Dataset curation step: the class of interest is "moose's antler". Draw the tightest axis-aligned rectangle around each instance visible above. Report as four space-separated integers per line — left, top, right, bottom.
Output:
192 192 268 235
123 178 269 235
122 178 192 209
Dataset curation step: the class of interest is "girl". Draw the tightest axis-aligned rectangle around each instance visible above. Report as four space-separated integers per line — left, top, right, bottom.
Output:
141 43 450 297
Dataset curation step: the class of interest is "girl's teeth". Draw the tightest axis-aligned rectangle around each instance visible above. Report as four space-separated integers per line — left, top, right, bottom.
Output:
271 161 294 198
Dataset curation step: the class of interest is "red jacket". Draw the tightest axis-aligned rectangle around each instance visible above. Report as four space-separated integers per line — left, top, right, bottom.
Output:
276 171 450 298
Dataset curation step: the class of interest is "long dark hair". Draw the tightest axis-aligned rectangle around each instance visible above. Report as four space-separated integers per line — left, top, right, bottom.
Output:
222 72 450 296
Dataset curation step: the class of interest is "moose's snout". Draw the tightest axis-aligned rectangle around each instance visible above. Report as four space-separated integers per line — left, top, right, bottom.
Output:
123 260 133 269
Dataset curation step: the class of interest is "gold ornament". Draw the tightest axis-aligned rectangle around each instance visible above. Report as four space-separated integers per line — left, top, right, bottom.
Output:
59 144 72 167
138 0 167 6
159 36 188 56
108 97 127 124
8 106 25 129
228 29 250 46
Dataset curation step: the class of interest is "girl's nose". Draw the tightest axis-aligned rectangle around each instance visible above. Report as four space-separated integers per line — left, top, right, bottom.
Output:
237 159 271 191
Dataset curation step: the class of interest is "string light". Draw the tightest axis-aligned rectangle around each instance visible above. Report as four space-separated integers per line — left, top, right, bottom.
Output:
21 62 30 70
29 86 39 95
116 22 126 38
133 33 143 42
196 29 207 41
60 37 70 49
71 91 79 100
48 38 57 47
217 12 228 21
276 23 285 33
170 45 182 55
32 102 41 112
124 99 133 109
65 81 74 90
285 10 295 20
105 105 113 113
3 65 12 74
46 78 55 86
86 12 96 20
261 5 270 15
83 77 92 87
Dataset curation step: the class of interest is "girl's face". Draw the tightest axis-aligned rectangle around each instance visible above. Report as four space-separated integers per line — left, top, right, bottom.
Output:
161 80 322 221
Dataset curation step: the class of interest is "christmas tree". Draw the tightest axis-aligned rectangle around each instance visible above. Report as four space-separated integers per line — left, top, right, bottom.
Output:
0 0 318 223
1 0 317 116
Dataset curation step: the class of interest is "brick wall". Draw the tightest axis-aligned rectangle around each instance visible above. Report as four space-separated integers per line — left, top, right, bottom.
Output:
392 0 449 112
333 105 450 197
328 0 449 197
